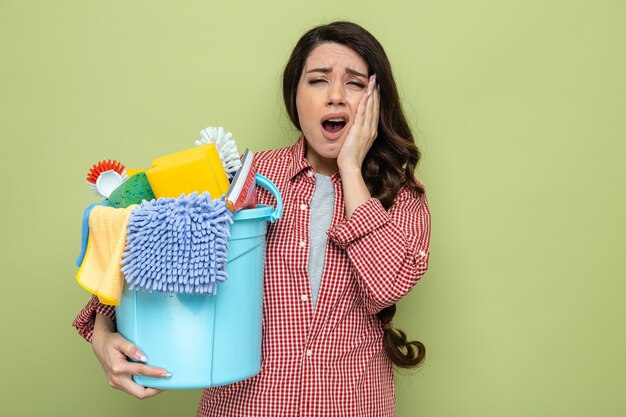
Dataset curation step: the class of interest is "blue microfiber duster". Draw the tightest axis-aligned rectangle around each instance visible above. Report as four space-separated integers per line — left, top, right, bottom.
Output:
121 192 233 294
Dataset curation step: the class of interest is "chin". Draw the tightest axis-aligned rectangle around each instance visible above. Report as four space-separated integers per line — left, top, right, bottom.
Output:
320 152 340 161
320 143 343 159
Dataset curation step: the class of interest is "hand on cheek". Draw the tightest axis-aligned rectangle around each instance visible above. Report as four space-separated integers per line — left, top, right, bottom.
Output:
337 74 380 174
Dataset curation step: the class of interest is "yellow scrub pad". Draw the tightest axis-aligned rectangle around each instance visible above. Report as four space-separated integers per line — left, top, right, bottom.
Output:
146 144 230 199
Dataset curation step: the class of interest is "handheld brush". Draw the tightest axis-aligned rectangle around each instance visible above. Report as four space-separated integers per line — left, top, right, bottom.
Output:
86 159 128 198
195 126 242 179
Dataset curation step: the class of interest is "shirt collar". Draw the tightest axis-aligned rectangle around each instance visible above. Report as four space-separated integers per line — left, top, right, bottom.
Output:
287 136 314 181
287 136 342 184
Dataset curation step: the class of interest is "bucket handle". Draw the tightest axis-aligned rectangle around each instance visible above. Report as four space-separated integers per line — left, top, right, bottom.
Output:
255 173 283 222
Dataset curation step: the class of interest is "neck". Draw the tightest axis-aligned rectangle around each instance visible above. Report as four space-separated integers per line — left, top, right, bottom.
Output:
304 143 338 175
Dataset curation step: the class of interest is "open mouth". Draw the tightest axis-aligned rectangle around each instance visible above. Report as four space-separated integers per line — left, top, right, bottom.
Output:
322 118 346 133
321 114 349 135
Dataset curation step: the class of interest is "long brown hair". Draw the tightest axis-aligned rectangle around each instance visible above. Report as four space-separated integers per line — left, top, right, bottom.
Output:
283 21 425 368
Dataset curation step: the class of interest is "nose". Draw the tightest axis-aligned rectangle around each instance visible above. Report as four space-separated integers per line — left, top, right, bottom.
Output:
326 82 346 106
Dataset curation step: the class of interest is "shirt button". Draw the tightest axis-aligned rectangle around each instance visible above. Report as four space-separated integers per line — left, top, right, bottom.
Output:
419 250 427 257
306 171 314 178
300 204 307 210
299 240 306 248
301 294 308 301
306 349 313 357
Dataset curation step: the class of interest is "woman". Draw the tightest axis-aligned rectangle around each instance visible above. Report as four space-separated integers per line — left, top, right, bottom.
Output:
74 21 431 417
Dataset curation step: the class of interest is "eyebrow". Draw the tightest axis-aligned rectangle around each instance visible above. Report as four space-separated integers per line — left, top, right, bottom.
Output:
305 67 368 78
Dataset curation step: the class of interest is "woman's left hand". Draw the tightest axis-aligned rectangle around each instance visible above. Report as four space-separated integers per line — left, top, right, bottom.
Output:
337 74 380 173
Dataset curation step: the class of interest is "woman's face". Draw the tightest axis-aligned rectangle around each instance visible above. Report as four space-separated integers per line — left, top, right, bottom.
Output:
296 42 369 175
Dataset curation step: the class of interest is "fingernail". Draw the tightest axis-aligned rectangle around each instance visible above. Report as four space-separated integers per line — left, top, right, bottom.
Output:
135 351 148 362
162 372 172 378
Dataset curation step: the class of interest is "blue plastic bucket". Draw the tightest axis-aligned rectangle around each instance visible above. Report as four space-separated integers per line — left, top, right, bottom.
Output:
115 174 282 389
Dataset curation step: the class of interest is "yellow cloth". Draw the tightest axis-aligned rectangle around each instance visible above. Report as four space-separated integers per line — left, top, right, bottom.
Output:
76 205 136 306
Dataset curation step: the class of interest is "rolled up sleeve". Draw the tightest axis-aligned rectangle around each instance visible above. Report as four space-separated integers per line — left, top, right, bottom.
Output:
72 295 116 343
327 189 431 314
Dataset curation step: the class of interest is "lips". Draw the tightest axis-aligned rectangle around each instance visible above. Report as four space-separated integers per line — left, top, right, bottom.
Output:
320 113 349 139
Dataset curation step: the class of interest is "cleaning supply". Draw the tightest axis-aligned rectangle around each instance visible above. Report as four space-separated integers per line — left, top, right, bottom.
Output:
125 168 147 177
225 148 257 211
86 160 127 198
121 192 233 295
116 174 283 389
76 201 107 267
76 205 136 306
146 144 230 199
107 172 155 208
195 126 242 179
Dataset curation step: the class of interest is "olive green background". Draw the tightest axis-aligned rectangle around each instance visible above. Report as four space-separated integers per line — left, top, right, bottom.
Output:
1 1 624 416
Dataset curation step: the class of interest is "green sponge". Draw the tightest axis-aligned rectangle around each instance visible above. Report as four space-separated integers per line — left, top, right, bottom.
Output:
107 172 155 208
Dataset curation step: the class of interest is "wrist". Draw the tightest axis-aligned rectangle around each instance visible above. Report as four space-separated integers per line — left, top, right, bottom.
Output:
92 317 116 353
339 165 371 219
94 313 116 336
338 162 362 178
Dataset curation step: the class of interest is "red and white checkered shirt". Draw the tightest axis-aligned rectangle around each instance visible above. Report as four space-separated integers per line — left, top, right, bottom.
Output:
73 137 431 417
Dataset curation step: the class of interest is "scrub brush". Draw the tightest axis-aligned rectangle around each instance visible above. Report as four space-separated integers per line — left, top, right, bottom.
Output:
86 160 128 198
195 126 241 179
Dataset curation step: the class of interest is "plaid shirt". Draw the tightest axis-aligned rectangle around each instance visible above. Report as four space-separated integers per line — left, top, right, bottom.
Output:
73 138 431 416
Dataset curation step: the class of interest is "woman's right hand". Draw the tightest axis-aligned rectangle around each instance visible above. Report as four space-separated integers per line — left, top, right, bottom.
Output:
91 313 169 399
